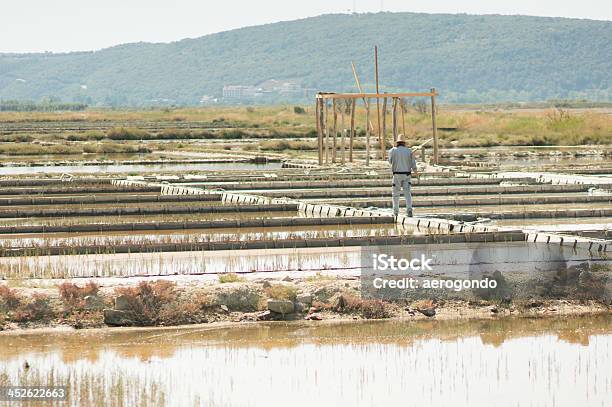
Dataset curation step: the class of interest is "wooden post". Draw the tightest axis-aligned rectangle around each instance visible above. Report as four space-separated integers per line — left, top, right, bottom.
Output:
431 88 438 164
382 96 388 149
374 46 384 160
400 98 406 136
332 99 337 163
391 97 398 142
365 98 371 167
351 61 375 135
349 98 356 163
340 103 346 164
324 100 329 164
316 98 322 165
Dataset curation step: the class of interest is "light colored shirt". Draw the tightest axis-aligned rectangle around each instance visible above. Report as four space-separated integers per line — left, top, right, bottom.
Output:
388 145 417 173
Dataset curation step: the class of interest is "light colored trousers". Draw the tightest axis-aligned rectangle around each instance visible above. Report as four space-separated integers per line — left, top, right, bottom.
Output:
392 174 412 216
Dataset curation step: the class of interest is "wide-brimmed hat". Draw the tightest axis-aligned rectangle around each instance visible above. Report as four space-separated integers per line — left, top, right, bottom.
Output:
396 134 406 143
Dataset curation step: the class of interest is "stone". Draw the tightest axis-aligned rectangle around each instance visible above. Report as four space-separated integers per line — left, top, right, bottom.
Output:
104 309 137 326
313 285 341 302
214 285 262 312
527 300 544 308
261 281 272 289
333 295 347 311
267 299 294 314
417 307 436 317
296 294 313 306
256 310 273 321
219 305 229 313
282 276 293 282
305 313 322 321
84 295 103 310
578 270 593 286
295 302 308 313
114 295 131 311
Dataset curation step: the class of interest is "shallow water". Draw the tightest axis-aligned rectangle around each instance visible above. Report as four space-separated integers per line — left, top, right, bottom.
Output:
0 211 301 227
0 223 438 250
0 200 230 212
0 161 281 175
0 246 361 279
0 315 610 407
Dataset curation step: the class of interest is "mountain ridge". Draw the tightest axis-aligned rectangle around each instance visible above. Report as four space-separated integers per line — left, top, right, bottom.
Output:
1 12 610 105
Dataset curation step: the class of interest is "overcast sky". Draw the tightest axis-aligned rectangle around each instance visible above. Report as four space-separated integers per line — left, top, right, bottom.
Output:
2 0 611 53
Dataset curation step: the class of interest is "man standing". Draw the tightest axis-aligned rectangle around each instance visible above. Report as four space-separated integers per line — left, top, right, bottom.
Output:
388 134 418 217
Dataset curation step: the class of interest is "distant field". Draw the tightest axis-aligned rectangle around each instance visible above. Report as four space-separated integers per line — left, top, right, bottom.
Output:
0 105 610 158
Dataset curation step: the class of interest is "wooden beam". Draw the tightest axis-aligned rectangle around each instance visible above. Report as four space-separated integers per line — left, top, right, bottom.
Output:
391 97 398 142
365 98 371 167
350 62 375 133
431 87 439 165
382 96 388 150
349 98 356 163
316 99 323 165
332 99 337 163
351 62 364 96
324 100 329 164
340 106 345 164
374 46 384 159
316 92 437 99
399 98 406 136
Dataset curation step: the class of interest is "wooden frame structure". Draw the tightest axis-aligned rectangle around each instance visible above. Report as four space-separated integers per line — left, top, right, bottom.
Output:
315 89 439 166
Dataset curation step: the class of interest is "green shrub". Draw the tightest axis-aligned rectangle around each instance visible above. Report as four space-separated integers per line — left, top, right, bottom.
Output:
219 273 246 283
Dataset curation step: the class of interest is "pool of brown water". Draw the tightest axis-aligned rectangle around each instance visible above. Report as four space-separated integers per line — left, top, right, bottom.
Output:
0 315 610 406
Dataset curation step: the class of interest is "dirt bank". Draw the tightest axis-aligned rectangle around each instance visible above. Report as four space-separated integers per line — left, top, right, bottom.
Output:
1 274 610 333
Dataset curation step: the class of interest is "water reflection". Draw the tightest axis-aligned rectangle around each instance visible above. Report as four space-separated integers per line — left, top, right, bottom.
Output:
0 162 282 175
0 223 427 249
1 315 610 406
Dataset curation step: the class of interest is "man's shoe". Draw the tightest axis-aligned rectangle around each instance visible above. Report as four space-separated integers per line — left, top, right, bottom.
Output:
407 210 413 217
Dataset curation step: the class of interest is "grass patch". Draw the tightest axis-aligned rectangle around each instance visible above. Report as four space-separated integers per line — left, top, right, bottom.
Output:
218 273 246 283
0 142 150 156
305 272 336 282
0 106 610 151
265 284 298 301
259 140 316 151
106 127 150 140
82 143 151 154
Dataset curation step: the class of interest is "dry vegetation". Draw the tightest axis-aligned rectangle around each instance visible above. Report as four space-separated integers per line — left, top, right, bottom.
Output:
113 280 212 326
314 294 393 319
0 285 54 325
0 106 609 159
0 142 151 156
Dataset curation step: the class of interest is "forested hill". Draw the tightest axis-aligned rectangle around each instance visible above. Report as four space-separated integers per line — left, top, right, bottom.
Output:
1 12 610 106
